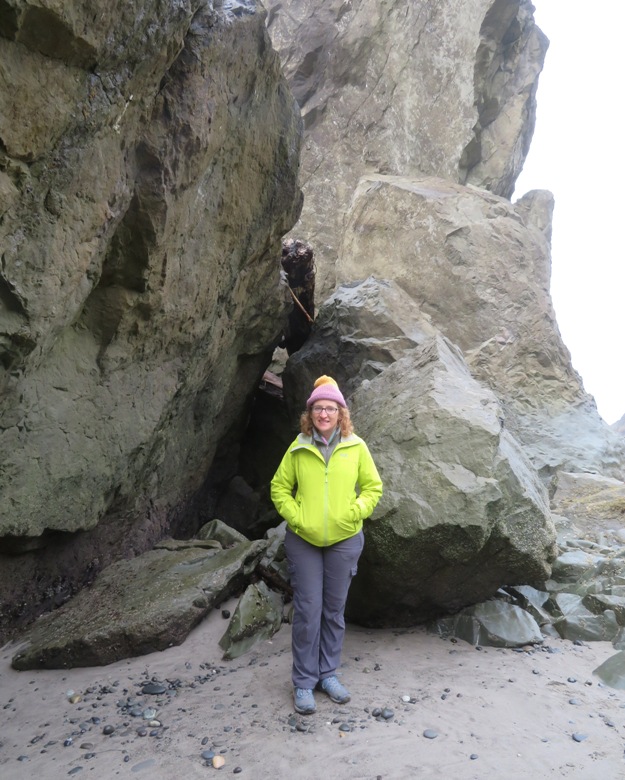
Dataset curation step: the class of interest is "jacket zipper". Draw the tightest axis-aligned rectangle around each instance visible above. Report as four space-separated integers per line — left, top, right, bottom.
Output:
323 463 329 546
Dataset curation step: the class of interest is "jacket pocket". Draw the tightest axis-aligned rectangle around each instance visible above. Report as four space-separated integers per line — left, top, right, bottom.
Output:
337 503 359 534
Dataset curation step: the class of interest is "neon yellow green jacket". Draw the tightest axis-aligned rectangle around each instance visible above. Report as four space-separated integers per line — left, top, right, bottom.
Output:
271 432 383 547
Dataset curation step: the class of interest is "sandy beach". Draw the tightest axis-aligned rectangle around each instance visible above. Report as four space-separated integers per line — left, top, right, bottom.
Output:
1 596 624 780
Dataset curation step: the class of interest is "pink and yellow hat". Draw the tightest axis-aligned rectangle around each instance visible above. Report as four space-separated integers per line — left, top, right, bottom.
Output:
306 375 347 408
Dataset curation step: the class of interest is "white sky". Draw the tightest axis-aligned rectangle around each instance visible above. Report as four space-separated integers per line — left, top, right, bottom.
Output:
513 1 624 425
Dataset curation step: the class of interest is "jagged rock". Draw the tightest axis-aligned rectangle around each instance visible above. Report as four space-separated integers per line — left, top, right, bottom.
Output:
0 0 302 639
197 518 250 548
550 472 625 542
546 593 619 643
613 414 625 436
555 611 620 643
11 539 268 670
284 288 555 625
219 580 284 660
257 521 290 593
282 276 439 408
593 651 625 689
504 585 552 626
432 600 543 648
334 174 625 480
583 593 625 625
349 341 555 625
550 551 604 583
266 0 547 297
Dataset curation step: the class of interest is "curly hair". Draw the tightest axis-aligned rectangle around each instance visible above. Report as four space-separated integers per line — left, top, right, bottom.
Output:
300 405 354 437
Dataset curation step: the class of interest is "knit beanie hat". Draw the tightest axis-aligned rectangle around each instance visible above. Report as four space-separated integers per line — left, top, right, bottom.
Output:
306 375 347 408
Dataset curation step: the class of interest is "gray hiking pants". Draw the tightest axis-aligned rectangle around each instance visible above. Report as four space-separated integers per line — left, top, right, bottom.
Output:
285 527 365 689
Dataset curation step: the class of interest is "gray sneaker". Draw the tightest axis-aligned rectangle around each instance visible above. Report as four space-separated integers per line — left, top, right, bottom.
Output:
318 675 351 704
294 687 316 714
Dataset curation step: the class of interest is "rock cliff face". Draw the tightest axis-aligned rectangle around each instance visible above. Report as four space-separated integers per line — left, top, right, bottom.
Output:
265 0 547 298
266 0 624 479
0 0 302 636
1 0 623 644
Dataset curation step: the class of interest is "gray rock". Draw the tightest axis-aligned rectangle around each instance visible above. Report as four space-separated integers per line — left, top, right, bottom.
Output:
334 174 625 480
551 551 604 583
196 519 249 548
11 539 268 669
432 600 543 648
283 296 555 625
553 608 619 644
504 585 552 626
266 0 547 298
219 580 284 660
582 593 625 625
551 472 625 542
593 651 625 689
0 0 302 637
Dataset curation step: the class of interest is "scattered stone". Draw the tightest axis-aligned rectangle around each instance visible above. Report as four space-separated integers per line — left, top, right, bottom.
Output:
423 729 438 739
102 725 115 735
130 758 157 772
212 755 226 768
572 733 588 742
381 708 394 720
219 581 284 660
141 682 166 695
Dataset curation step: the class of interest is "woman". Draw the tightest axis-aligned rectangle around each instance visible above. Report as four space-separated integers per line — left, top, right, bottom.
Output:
271 375 383 714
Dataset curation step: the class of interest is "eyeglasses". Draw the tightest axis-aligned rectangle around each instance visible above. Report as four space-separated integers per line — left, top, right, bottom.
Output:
311 406 339 416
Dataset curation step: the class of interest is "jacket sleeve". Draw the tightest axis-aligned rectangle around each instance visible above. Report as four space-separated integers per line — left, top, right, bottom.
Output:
352 441 383 521
270 446 299 524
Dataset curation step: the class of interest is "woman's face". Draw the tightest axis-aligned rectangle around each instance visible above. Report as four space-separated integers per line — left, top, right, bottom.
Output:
310 399 340 436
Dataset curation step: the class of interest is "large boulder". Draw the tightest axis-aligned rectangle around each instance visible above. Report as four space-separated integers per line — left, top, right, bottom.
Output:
335 174 625 479
347 338 556 625
266 0 547 296
282 278 556 626
11 539 268 670
0 1 301 638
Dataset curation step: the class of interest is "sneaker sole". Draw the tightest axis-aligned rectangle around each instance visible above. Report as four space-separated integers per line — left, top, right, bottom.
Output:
294 704 316 715
326 694 350 704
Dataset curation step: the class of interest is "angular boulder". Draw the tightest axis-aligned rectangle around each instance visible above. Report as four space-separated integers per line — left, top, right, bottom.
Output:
345 337 556 625
335 174 625 479
11 539 267 670
432 600 543 648
219 580 284 660
282 277 555 625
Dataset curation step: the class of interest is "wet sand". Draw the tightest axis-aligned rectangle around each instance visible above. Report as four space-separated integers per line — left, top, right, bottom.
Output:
2 597 625 779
